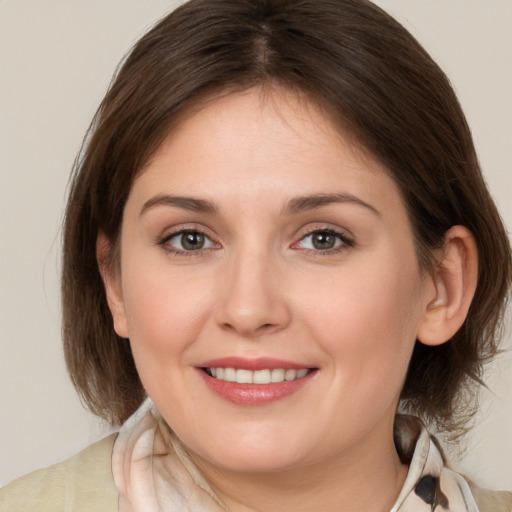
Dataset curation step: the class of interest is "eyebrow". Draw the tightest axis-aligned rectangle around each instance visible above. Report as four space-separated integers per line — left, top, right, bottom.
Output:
282 193 380 217
139 192 379 218
140 194 218 216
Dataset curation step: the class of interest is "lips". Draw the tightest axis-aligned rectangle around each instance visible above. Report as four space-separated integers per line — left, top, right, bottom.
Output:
197 357 317 405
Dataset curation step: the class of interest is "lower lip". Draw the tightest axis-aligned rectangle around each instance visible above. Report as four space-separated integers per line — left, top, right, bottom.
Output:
198 369 316 405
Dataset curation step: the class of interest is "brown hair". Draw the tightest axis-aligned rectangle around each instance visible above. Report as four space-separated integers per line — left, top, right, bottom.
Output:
63 0 511 436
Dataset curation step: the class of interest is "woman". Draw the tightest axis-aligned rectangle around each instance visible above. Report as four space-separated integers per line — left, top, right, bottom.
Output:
1 0 511 510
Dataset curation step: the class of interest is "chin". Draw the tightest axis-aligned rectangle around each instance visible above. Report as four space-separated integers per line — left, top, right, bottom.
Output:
187 433 309 474
206 450 304 474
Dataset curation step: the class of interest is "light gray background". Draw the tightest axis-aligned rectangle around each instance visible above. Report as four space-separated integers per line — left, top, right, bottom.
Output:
1 0 511 489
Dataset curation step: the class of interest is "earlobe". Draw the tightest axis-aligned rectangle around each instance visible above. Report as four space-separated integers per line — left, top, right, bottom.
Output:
417 226 478 347
96 231 129 338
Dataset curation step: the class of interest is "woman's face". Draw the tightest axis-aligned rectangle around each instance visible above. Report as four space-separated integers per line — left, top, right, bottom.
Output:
107 87 435 473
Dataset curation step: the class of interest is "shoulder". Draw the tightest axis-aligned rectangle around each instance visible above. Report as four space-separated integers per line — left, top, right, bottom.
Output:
468 481 512 512
0 434 118 512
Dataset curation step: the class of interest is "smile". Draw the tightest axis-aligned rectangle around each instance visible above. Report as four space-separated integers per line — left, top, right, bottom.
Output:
203 367 311 384
197 357 317 405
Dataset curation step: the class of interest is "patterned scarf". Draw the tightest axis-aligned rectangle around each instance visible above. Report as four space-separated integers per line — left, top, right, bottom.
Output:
112 399 479 511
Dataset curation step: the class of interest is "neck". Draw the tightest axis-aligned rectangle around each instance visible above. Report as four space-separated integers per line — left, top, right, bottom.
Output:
191 419 408 512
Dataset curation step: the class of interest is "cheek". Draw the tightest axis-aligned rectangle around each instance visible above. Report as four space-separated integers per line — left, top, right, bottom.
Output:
120 263 218 411
120 257 215 356
300 252 423 374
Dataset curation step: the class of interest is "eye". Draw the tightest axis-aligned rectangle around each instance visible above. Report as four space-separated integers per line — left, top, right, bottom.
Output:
295 229 353 252
162 230 215 252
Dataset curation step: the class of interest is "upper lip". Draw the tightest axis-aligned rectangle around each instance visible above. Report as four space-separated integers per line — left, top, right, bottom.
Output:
198 357 313 371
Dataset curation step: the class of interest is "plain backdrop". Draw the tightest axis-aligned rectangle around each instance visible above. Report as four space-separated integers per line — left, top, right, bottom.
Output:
1 0 511 490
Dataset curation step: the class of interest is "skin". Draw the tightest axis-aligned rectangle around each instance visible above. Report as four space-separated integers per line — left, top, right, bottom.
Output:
102 87 476 512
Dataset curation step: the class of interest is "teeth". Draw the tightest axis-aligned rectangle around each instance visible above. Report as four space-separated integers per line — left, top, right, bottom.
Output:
285 369 296 381
253 369 271 384
206 367 311 384
271 369 285 383
236 369 253 384
224 368 236 382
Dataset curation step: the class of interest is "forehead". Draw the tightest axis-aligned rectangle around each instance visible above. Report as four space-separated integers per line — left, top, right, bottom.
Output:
128 86 406 221
139 87 386 182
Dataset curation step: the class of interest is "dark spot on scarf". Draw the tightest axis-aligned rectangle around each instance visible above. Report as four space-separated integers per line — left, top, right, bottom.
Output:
415 475 449 510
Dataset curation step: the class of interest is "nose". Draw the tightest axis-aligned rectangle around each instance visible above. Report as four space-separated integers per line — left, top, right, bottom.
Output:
215 248 291 338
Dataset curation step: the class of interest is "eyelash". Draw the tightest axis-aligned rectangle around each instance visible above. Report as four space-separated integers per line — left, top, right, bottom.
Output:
157 227 354 257
158 228 217 257
293 228 355 255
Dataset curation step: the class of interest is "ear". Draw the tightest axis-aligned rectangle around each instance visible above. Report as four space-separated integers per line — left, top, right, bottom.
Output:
96 231 129 338
417 225 478 346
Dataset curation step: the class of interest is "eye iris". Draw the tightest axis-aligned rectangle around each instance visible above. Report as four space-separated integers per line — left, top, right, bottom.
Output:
182 232 205 250
312 231 336 250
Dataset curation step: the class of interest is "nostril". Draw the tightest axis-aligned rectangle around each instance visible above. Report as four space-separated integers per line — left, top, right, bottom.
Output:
220 321 280 338
253 322 280 336
259 322 278 330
